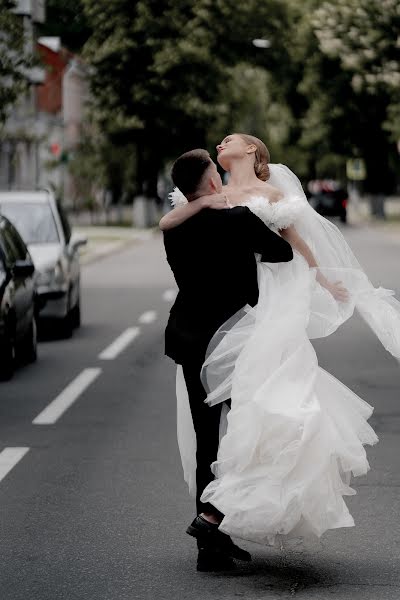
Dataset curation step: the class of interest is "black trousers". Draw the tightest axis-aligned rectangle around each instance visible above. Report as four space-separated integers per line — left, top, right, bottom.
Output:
182 359 224 518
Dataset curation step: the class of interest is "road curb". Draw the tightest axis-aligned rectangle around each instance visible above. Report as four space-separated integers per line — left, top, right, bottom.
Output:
79 229 157 265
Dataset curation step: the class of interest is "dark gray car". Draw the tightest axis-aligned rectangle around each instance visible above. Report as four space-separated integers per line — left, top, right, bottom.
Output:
0 216 37 380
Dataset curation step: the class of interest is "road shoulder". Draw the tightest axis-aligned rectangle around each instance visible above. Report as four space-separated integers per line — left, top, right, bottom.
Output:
74 226 157 264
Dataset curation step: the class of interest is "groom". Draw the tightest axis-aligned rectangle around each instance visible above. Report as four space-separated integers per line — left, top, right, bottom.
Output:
163 149 293 570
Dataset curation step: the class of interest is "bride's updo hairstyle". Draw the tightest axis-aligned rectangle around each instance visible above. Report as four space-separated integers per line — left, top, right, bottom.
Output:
236 133 271 181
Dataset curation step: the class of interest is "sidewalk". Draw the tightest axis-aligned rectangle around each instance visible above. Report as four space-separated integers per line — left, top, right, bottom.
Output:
74 225 157 264
72 196 400 266
347 197 400 244
366 220 400 245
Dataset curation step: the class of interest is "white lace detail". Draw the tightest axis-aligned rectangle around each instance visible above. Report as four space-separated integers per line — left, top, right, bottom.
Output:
169 187 188 207
243 194 305 229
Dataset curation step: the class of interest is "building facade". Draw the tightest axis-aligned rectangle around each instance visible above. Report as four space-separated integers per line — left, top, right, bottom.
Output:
0 0 45 190
0 2 89 207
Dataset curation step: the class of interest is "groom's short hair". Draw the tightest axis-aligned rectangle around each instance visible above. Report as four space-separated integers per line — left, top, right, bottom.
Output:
171 149 212 196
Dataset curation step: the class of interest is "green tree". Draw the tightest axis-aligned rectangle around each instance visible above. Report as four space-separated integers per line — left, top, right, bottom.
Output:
81 0 293 197
69 128 137 208
39 0 91 53
310 0 399 192
48 0 399 200
313 0 400 106
0 0 33 127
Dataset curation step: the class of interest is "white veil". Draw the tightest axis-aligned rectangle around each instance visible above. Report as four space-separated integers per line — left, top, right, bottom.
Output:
268 164 400 355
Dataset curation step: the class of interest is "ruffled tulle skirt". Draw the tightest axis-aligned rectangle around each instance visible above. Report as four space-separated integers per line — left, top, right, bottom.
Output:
176 253 379 545
200 360 377 545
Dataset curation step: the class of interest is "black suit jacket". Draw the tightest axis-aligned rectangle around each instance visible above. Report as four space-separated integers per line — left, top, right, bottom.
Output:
164 206 293 364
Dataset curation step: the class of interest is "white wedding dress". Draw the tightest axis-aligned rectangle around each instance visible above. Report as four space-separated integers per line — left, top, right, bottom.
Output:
172 165 400 546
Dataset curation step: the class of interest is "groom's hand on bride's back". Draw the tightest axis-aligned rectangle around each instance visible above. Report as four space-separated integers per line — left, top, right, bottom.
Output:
199 191 246 209
198 193 230 210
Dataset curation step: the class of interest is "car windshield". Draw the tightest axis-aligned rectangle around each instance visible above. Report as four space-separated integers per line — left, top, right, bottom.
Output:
0 202 59 245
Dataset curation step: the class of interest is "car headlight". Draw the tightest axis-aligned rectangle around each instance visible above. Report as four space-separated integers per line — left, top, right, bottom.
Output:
37 261 66 288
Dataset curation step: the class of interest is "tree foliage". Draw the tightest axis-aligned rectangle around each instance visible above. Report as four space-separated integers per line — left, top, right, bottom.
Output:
313 0 400 99
309 0 400 189
81 0 294 196
45 0 399 199
39 0 92 53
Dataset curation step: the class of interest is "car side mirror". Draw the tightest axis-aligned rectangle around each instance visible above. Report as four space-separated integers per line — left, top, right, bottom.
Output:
68 233 87 253
13 259 35 278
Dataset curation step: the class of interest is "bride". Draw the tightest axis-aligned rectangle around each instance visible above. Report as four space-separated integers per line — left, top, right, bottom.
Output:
160 133 400 545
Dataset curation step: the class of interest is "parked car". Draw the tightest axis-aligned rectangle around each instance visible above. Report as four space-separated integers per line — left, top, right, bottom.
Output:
0 191 87 337
308 184 348 223
0 215 37 380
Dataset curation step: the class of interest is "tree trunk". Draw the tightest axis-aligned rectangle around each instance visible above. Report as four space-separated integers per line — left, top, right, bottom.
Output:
357 102 397 219
133 143 162 227
136 142 162 198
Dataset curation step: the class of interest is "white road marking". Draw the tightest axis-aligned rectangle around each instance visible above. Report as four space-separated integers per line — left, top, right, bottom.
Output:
0 447 30 482
138 310 157 324
98 327 140 360
162 289 177 302
32 368 102 425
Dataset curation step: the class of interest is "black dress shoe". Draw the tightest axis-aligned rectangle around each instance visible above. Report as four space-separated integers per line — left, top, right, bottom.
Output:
187 514 219 539
187 515 252 562
197 547 235 572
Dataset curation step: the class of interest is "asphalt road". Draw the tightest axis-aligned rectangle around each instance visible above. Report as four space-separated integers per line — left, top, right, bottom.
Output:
0 223 399 600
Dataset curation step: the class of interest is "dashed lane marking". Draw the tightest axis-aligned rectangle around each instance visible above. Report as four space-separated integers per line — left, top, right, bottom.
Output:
32 368 102 425
0 447 30 483
98 327 141 360
162 289 177 302
138 310 158 325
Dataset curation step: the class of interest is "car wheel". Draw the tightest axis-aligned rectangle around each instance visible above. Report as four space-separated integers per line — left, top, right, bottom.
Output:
340 212 347 223
71 297 81 329
0 327 16 381
22 317 38 364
